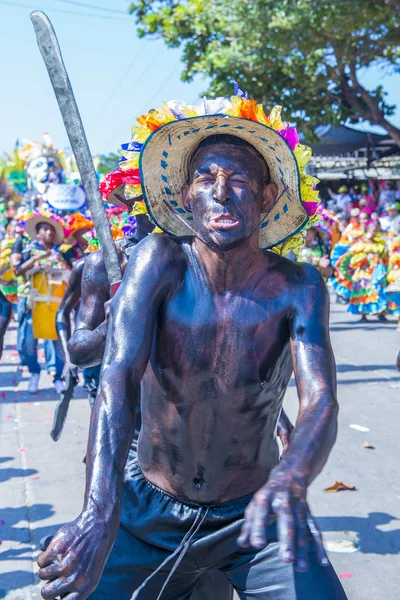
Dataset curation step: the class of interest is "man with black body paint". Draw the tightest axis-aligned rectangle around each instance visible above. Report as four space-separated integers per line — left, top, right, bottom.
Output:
55 212 235 600
38 134 344 599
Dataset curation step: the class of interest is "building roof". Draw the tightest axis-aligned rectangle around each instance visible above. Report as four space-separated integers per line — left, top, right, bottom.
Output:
310 124 395 157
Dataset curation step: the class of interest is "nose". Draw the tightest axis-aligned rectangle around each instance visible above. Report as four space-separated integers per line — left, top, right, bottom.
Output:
213 175 230 204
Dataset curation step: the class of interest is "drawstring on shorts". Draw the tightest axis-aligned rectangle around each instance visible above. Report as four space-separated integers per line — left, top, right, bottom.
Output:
131 505 209 600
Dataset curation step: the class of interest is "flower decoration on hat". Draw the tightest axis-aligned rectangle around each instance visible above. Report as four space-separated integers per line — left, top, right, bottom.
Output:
65 212 94 242
99 85 322 256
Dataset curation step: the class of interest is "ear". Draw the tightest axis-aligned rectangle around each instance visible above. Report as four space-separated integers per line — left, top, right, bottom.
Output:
182 183 192 211
261 182 278 213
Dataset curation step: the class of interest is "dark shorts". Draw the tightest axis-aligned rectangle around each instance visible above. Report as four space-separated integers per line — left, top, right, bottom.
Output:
89 458 347 600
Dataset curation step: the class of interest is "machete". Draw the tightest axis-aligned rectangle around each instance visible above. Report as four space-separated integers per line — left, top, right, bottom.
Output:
51 366 79 441
30 10 122 295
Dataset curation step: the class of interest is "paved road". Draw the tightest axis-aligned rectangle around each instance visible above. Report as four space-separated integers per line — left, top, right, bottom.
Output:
1 301 400 599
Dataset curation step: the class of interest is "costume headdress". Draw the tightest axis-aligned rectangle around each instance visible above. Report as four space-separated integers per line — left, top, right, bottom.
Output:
101 86 321 255
65 212 94 244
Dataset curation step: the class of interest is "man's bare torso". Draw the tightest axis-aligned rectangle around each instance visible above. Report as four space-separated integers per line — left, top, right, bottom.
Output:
138 238 305 504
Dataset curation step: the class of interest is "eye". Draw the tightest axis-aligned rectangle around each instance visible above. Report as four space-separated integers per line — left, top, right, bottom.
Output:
230 176 248 184
196 175 214 184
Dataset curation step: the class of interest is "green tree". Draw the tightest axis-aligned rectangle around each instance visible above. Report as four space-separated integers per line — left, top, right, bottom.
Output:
128 0 400 143
96 152 119 175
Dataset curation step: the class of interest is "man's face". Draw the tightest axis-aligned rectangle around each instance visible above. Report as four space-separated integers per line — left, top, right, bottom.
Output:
183 143 277 250
37 223 56 245
305 228 318 247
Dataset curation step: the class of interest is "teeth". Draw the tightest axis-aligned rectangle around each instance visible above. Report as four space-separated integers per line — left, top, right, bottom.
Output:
218 219 235 223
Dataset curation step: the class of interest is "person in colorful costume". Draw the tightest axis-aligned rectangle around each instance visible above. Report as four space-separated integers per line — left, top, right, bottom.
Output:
63 213 94 261
330 213 366 303
0 223 19 306
38 93 344 600
385 236 400 330
298 227 333 280
335 223 388 322
12 211 72 394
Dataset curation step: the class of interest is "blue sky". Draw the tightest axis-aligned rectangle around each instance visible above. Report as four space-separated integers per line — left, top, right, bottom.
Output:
0 0 399 157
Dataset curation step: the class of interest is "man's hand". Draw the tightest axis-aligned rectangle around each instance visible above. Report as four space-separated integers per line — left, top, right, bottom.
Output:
62 357 75 380
238 465 328 572
38 511 117 600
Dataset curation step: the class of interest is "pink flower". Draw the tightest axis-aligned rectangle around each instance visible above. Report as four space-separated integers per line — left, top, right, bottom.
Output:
277 125 299 150
303 201 318 216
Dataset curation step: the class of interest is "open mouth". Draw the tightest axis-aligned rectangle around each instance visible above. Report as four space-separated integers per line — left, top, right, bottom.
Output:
210 214 241 231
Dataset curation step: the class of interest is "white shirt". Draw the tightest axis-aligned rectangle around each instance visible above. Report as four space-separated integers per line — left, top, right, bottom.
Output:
335 193 351 213
380 214 400 235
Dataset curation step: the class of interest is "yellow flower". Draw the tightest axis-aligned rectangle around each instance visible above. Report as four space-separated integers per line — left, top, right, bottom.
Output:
269 106 285 130
131 125 152 144
130 202 149 216
125 184 143 200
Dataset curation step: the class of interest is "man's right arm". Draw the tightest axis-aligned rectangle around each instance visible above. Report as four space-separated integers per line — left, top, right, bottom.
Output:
37 236 183 600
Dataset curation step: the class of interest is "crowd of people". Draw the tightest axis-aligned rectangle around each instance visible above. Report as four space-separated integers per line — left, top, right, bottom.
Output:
0 196 135 393
1 177 400 395
298 181 400 327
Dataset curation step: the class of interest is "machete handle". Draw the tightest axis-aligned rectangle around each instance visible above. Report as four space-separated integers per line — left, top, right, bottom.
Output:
110 281 122 297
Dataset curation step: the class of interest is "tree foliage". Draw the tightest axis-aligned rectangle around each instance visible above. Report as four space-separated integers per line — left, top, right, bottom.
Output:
96 152 119 176
128 0 400 142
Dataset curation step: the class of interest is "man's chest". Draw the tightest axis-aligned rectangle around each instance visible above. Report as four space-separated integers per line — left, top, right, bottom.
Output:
153 275 291 385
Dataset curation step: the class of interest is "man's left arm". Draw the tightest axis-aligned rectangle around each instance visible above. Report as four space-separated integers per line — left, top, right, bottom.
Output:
56 258 85 373
239 265 338 571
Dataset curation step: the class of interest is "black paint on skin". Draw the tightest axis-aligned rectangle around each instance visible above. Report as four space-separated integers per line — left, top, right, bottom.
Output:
66 215 153 369
56 257 86 369
38 137 338 599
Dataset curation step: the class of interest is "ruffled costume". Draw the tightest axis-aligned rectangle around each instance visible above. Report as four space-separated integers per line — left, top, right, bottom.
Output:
0 236 18 303
331 225 365 301
386 236 400 315
336 238 388 316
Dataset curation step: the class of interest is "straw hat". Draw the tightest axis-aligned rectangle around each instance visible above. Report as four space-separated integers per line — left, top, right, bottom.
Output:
102 94 322 255
25 212 65 245
139 115 307 250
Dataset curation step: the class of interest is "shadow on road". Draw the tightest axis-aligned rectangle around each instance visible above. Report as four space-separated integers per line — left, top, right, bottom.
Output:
318 512 400 554
0 503 55 548
0 456 38 483
0 570 35 598
0 467 38 483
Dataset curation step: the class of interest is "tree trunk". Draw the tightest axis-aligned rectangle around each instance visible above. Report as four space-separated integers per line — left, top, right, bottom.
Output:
347 64 400 146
